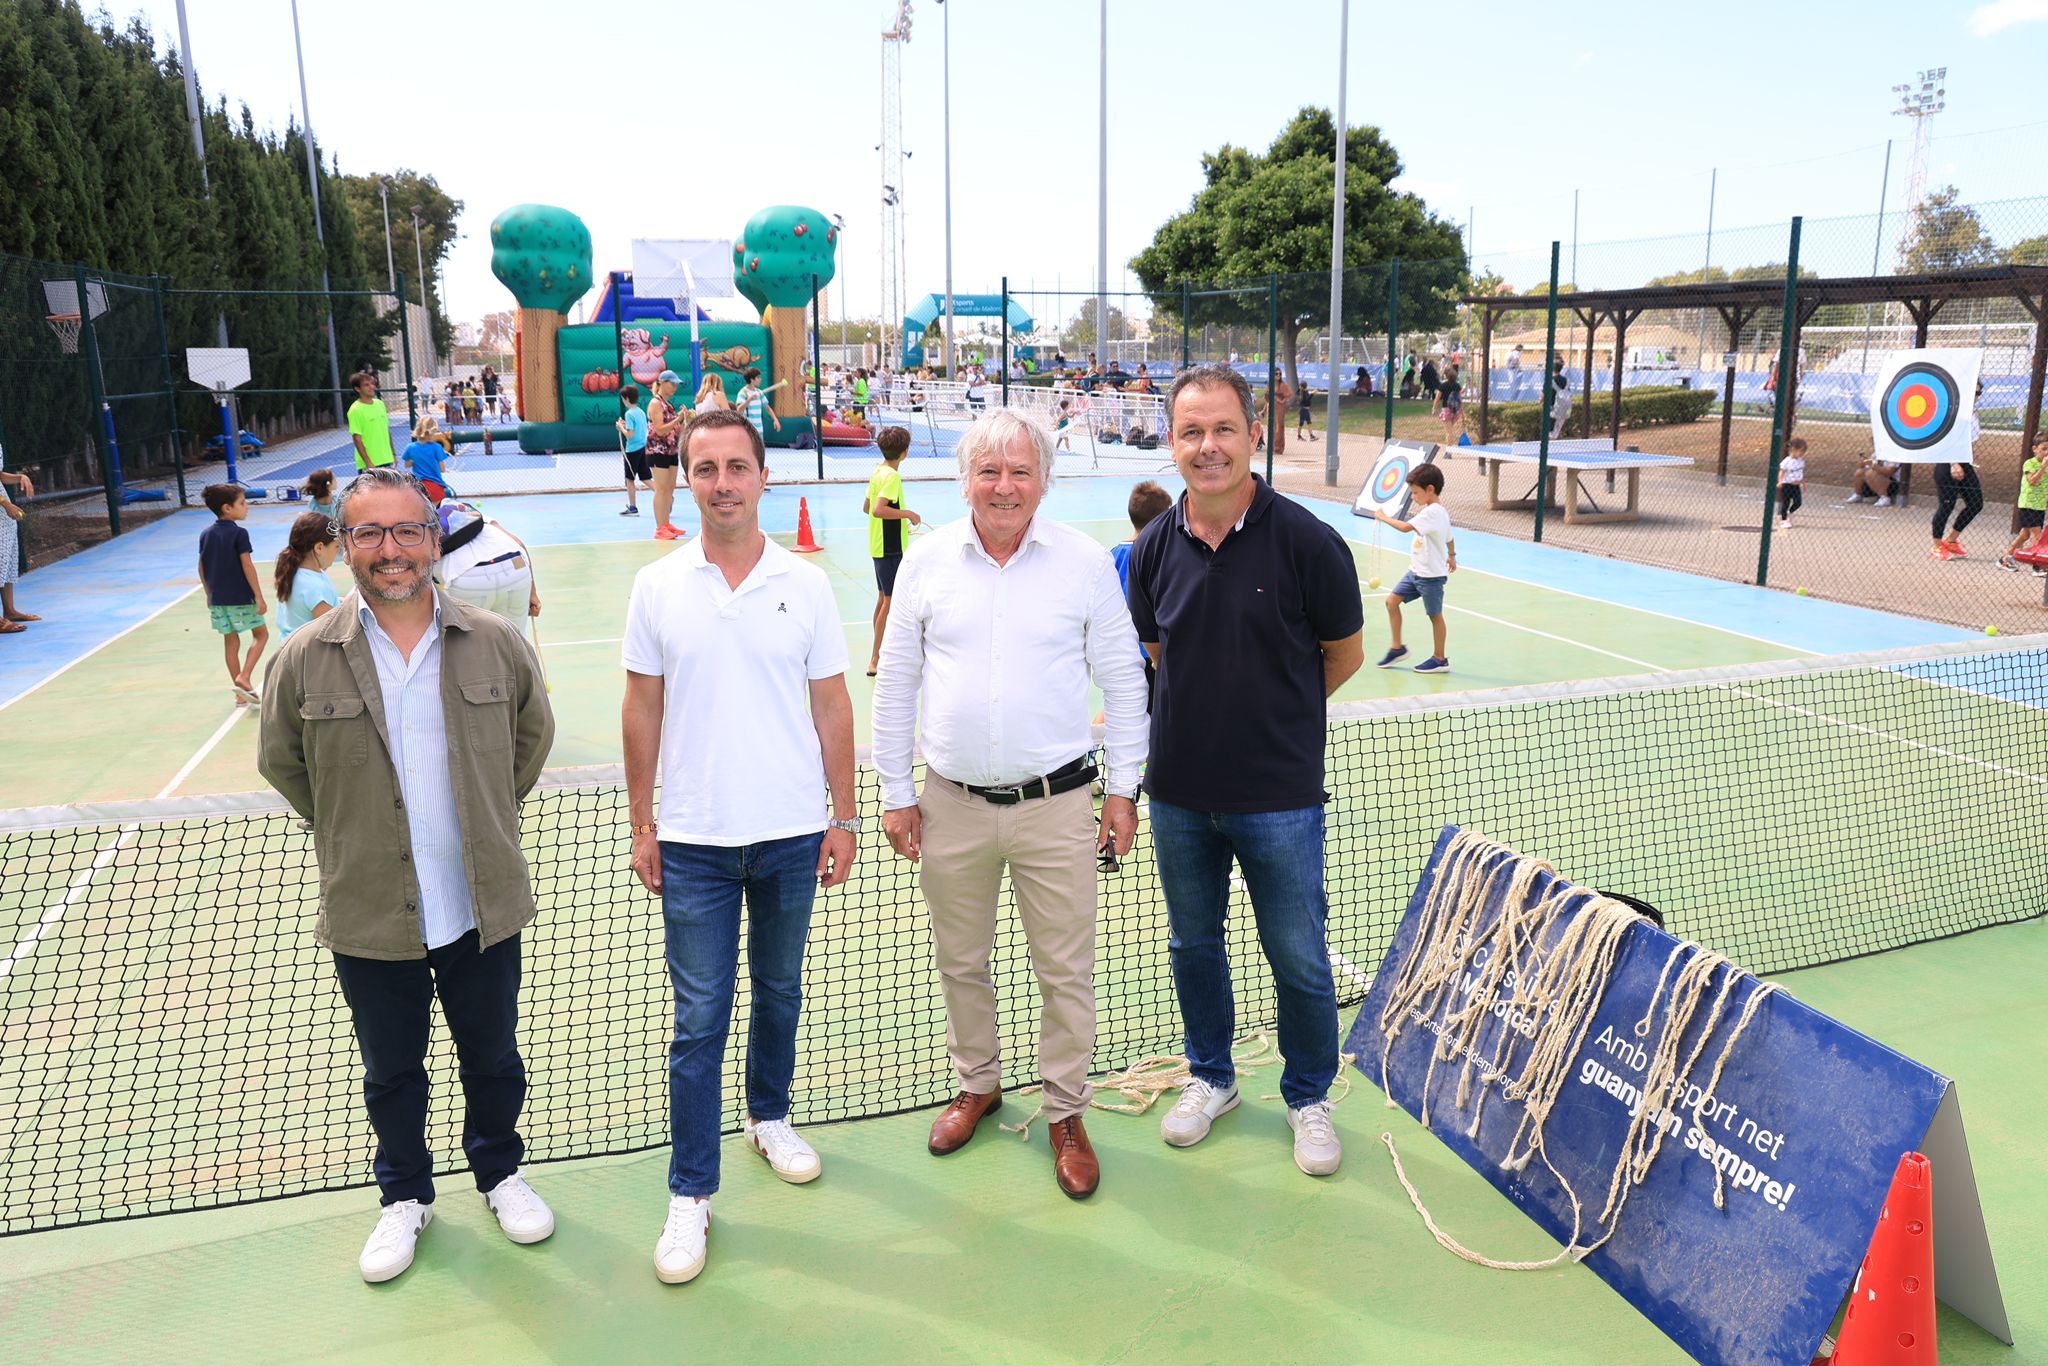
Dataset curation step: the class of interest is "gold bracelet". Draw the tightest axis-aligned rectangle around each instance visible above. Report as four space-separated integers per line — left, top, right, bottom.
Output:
630 822 658 837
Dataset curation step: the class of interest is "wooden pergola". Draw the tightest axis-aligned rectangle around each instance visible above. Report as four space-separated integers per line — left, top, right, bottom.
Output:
1464 265 2048 482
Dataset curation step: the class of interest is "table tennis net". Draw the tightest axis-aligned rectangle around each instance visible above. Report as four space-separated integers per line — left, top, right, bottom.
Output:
2 637 2044 1234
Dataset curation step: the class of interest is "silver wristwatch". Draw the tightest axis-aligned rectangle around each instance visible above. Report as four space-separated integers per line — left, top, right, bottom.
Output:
827 816 864 835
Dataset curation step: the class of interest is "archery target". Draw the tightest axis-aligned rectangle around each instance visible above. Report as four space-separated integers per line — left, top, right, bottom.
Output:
1868 349 1981 464
1352 439 1439 520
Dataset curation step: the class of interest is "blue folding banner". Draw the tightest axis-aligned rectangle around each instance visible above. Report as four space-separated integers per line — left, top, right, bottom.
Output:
1346 826 2008 1366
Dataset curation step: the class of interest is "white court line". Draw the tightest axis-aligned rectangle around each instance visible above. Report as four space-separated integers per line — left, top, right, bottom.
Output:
1 705 249 982
0 586 200 716
1360 575 1667 673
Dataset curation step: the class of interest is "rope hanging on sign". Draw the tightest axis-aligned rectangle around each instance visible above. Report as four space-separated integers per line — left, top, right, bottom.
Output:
1374 829 1781 1270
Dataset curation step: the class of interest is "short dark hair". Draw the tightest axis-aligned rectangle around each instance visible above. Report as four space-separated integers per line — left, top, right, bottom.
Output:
1166 363 1258 429
1787 436 1808 453
202 483 244 515
683 406 766 468
350 370 376 392
1128 479 1172 531
876 425 911 459
620 384 640 405
743 366 762 383
1407 464 1445 494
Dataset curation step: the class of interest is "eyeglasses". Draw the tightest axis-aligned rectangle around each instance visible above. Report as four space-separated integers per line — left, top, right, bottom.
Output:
341 521 436 551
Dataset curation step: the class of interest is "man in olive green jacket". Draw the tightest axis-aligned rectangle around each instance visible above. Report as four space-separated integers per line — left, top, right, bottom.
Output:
259 466 555 1284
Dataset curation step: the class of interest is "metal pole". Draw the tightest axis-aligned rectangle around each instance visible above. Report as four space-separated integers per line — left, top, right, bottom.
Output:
151 274 189 508
1265 272 1279 484
396 273 417 431
611 271 627 399
1383 260 1398 440
1535 243 1561 545
378 177 397 292
1693 167 1715 370
941 0 955 376
174 0 232 362
75 266 122 536
1096 0 1108 370
1000 275 1011 408
1757 217 1803 586
1180 280 1191 372
409 206 431 376
1325 0 1349 487
1859 140 1893 373
289 0 346 426
811 273 826 481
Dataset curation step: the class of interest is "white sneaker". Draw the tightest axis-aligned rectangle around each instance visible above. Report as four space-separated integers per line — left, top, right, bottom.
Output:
1160 1078 1240 1148
359 1200 432 1283
654 1195 711 1284
482 1170 555 1244
744 1116 822 1184
1287 1101 1343 1176
1875 497 1892 507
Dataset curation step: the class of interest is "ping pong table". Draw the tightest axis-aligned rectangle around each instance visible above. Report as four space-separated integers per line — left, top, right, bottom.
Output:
1471 439 1695 524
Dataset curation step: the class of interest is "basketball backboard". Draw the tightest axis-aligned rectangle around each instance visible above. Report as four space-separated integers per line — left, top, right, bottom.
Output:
41 279 110 320
632 239 735 301
186 347 252 392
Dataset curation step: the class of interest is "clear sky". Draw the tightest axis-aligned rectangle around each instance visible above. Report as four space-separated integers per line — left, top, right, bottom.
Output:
119 0 2048 326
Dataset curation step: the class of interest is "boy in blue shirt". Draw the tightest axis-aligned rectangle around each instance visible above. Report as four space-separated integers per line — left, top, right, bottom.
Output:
616 385 651 517
198 483 269 704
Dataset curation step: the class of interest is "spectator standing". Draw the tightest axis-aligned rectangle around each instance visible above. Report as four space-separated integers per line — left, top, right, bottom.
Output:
1435 364 1465 446
198 483 269 704
1930 387 1988 560
646 370 689 541
348 371 396 471
617 384 652 518
0 465 35 632
1777 437 1806 528
736 367 782 443
1548 362 1574 440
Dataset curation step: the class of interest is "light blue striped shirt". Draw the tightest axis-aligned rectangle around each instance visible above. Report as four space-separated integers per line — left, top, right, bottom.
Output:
358 597 476 950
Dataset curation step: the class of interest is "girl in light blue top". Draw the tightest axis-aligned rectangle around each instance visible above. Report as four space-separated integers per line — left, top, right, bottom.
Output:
302 467 339 525
275 510 340 636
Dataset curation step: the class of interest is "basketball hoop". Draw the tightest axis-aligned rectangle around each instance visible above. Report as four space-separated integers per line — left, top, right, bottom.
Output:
46 313 82 355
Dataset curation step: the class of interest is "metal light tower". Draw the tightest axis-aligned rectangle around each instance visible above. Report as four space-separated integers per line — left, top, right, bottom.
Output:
1893 67 1946 216
881 2 912 369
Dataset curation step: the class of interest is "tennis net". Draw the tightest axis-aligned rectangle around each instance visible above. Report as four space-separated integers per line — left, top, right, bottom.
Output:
3 637 2045 1234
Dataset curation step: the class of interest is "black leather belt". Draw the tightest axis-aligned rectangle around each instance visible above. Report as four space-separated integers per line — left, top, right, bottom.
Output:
952 755 1096 805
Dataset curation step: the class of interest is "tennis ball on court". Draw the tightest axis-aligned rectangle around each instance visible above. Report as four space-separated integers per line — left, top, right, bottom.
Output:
1368 577 1382 589
1987 625 2000 636
1795 586 1808 596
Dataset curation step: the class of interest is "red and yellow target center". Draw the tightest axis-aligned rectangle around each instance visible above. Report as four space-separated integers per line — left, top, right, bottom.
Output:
1896 382 1940 426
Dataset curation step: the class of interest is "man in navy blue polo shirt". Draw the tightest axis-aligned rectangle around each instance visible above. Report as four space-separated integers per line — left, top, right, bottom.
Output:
1125 363 1364 1177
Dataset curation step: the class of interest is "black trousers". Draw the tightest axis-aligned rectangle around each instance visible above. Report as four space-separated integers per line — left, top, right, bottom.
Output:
1777 483 1803 520
331 930 526 1205
1931 463 1983 540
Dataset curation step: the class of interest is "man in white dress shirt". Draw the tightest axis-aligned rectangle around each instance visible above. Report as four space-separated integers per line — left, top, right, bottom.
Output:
871 408 1148 1199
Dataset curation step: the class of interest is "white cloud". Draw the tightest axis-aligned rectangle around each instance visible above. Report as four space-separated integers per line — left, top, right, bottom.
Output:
1968 0 2048 36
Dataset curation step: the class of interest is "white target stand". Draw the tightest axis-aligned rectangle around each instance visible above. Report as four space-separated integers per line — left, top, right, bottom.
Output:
185 348 265 500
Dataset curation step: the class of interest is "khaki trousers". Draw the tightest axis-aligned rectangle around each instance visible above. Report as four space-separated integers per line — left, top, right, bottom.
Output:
917 773 1097 1120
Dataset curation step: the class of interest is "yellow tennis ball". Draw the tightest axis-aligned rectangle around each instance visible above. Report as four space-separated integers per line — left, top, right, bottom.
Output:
1368 577 1382 589
1795 586 1807 596
1987 625 2000 636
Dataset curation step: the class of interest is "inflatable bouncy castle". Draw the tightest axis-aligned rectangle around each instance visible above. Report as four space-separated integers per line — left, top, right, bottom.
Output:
489 203 837 452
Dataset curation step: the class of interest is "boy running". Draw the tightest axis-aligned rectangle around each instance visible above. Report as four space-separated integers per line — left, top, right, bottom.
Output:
1372 464 1454 675
198 483 269 703
1777 437 1806 528
862 425 920 676
2000 434 2048 574
347 371 396 470
617 384 652 517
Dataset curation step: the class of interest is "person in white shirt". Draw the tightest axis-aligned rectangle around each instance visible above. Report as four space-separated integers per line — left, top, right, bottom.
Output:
870 408 1148 1199
1776 437 1806 528
621 408 859 1285
1547 361 1573 440
1372 464 1456 674
436 501 541 623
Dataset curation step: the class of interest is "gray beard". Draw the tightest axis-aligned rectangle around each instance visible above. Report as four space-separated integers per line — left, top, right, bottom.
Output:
356 563 429 603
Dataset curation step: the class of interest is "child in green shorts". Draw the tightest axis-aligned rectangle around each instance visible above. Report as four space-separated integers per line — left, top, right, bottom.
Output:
199 483 269 704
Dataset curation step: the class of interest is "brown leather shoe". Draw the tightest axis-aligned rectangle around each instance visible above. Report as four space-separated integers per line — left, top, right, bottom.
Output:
928 1089 1002 1155
1048 1116 1099 1199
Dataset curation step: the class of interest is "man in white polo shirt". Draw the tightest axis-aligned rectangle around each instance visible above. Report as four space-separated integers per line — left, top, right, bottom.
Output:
621 407 860 1286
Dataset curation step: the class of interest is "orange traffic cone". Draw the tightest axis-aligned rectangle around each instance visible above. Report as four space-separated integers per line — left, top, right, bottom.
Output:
1827 1153 1935 1365
794 496 823 553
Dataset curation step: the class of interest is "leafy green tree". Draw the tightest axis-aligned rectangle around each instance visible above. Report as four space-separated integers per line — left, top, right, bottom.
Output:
1130 107 1466 391
339 169 462 353
1061 303 1131 352
1902 186 1997 273
2008 234 2048 266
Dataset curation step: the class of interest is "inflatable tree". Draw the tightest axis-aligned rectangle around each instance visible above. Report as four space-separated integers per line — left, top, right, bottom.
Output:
734 206 837 423
489 205 593 423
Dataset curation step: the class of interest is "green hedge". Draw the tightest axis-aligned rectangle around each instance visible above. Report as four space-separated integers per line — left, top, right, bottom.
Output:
1486 385 1717 442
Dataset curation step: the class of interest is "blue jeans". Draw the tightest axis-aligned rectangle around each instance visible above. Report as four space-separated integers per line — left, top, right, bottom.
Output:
1149 800 1339 1109
661 833 823 1197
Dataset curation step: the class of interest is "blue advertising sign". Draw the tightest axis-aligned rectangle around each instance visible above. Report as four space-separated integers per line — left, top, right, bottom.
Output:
1347 826 1958 1366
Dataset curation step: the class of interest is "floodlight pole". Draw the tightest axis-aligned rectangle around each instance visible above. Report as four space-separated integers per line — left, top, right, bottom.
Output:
289 0 346 426
1095 0 1108 370
410 205 430 373
378 176 397 292
1324 0 1349 486
940 0 955 377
